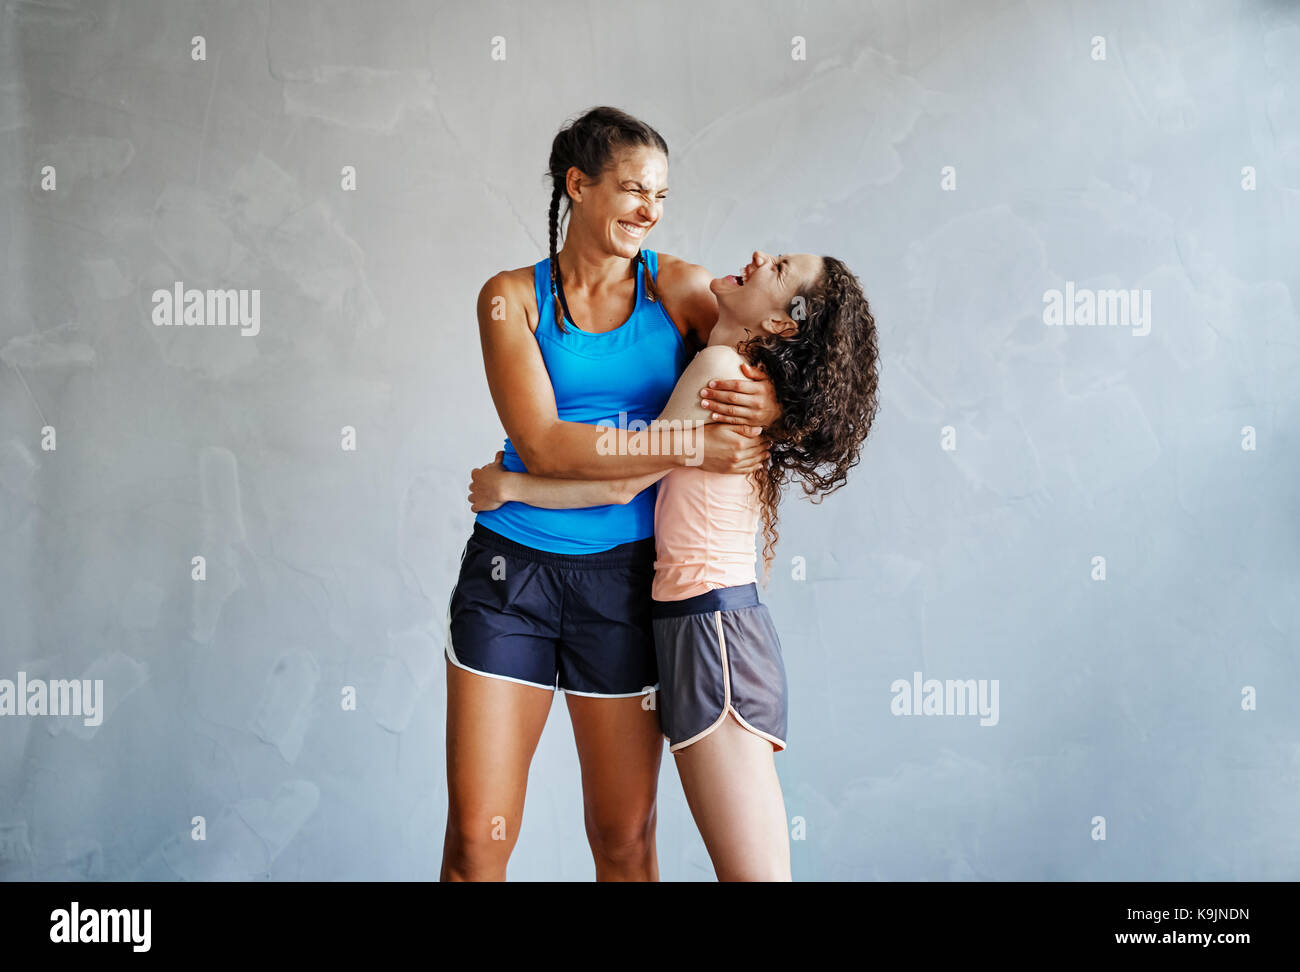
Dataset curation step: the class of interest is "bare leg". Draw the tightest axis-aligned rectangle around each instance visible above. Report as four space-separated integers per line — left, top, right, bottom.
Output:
565 693 664 881
672 711 791 881
440 660 555 881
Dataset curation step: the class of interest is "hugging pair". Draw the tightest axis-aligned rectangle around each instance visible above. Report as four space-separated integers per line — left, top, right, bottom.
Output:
443 106 879 881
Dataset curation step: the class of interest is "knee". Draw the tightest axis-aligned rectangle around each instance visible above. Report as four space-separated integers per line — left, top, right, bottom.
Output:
586 806 656 868
441 815 515 881
716 859 791 882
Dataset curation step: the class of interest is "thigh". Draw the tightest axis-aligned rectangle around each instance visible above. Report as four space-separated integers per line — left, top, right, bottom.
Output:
565 691 664 834
443 658 555 844
673 711 791 881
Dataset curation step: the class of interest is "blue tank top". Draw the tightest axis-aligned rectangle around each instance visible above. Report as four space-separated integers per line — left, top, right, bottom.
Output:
475 249 691 554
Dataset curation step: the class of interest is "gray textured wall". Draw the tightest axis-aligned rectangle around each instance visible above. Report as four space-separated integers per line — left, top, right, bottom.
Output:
1 0 1297 881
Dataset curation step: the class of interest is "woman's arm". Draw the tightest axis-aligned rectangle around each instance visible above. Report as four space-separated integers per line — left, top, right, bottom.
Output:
469 346 752 511
476 271 767 478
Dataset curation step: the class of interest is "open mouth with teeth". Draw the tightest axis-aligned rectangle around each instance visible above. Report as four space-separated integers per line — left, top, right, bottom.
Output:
618 220 648 237
731 271 747 286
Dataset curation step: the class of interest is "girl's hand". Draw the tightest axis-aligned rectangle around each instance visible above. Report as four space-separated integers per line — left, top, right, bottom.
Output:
468 451 512 512
699 362 783 429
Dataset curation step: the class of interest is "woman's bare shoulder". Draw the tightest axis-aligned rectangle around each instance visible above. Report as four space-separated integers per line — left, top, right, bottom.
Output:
477 264 541 329
654 252 710 285
650 252 717 346
480 264 537 295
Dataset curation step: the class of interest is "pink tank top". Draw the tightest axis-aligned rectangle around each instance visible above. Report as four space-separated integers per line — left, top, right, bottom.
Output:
651 465 761 601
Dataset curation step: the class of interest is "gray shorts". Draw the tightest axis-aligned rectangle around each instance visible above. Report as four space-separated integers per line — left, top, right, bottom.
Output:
651 583 788 753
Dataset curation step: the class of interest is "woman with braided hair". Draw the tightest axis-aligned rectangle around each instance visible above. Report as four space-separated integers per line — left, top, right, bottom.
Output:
442 107 784 881
468 249 882 880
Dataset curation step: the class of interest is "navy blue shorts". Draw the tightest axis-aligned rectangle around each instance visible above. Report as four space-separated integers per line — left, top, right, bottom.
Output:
445 523 659 697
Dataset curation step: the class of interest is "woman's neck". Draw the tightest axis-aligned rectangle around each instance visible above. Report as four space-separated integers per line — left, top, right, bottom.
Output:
556 234 633 292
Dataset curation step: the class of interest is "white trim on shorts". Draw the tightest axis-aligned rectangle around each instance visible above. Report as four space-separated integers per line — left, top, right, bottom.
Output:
443 582 661 699
560 684 660 699
443 597 557 692
667 609 787 754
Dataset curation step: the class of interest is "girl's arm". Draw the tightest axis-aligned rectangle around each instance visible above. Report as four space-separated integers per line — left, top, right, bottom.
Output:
469 346 750 511
468 455 671 512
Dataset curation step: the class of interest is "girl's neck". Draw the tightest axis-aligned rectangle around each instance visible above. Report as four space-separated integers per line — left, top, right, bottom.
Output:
706 315 747 349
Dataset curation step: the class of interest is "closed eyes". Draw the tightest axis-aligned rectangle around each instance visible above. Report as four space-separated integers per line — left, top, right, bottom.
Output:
625 183 668 201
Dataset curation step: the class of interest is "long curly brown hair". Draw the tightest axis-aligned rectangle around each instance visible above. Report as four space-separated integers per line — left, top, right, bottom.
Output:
736 256 881 582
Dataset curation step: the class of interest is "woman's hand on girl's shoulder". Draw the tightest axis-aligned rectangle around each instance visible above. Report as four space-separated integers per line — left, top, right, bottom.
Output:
703 361 784 429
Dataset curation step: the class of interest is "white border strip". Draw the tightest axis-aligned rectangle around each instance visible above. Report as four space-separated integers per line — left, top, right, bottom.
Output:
668 609 786 753
728 707 786 752
444 585 558 693
668 610 733 752
561 684 660 699
443 564 659 699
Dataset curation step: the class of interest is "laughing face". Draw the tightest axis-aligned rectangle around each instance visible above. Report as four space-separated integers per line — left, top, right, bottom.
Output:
566 145 668 259
707 250 825 345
